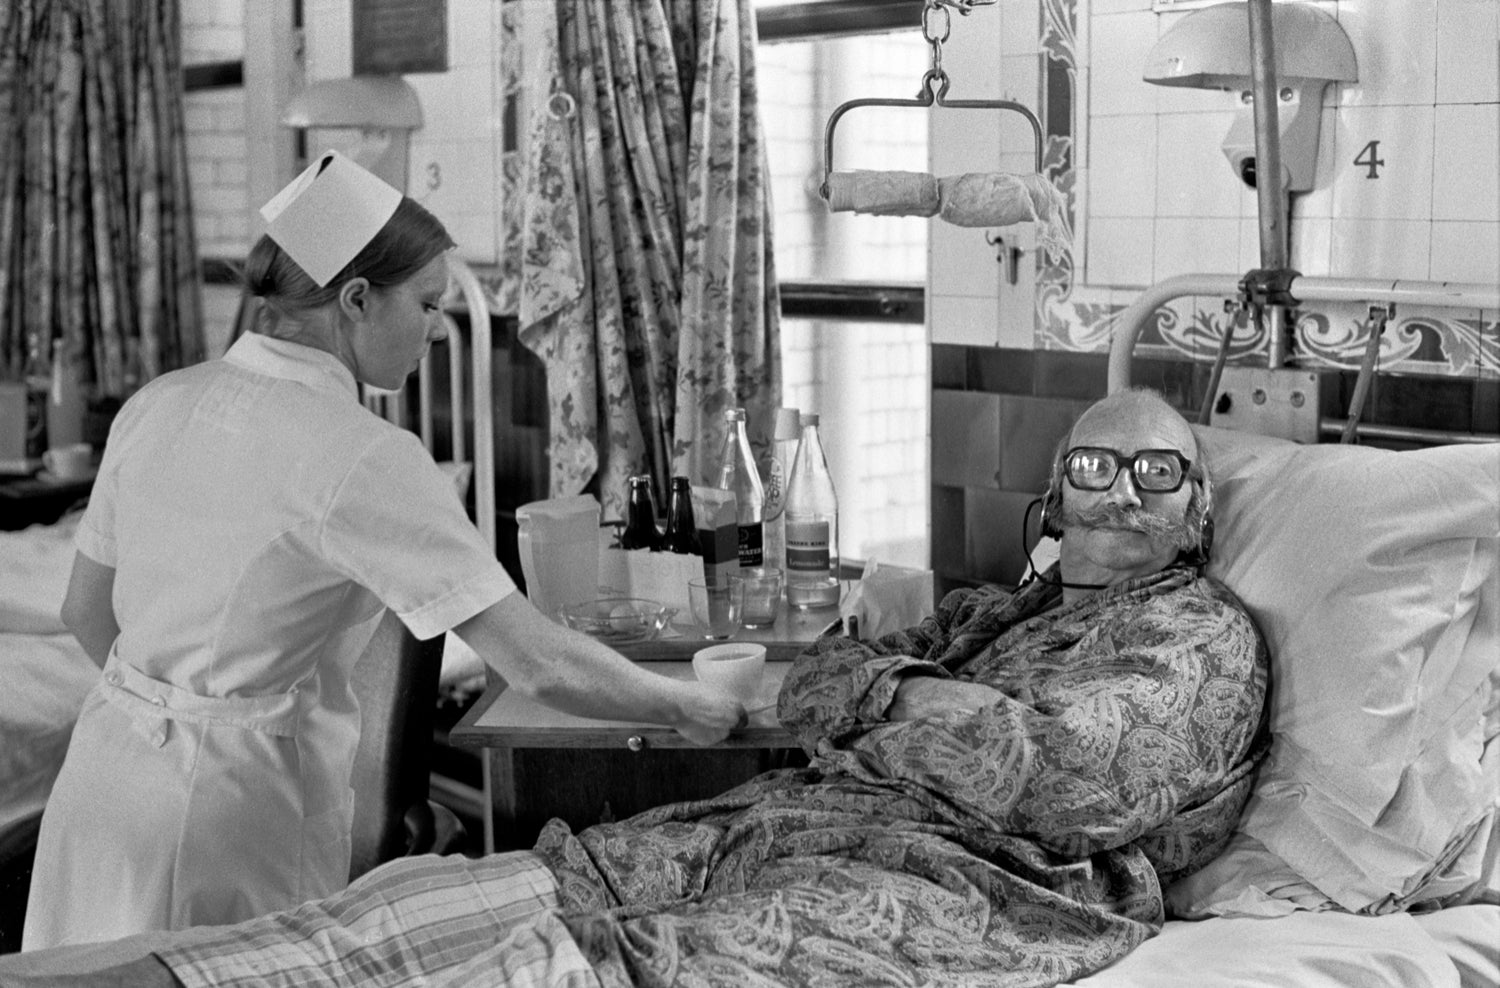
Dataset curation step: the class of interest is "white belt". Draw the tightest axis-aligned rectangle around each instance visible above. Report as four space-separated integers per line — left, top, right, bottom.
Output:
99 646 303 739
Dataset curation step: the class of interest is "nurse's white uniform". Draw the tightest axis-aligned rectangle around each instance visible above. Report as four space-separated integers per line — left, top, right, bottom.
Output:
23 333 515 949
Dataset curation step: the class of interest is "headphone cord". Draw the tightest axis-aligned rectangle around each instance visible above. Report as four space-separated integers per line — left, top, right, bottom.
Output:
1020 498 1110 591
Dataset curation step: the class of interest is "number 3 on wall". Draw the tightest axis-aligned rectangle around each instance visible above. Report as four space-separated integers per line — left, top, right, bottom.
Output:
1353 140 1384 179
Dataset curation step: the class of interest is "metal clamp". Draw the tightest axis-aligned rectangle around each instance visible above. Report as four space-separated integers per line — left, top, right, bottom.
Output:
1236 267 1302 311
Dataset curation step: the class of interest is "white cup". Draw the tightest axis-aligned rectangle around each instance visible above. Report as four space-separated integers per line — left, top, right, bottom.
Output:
691 642 767 704
43 442 93 480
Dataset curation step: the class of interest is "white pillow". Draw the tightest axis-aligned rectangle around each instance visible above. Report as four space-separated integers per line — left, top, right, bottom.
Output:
1187 426 1500 912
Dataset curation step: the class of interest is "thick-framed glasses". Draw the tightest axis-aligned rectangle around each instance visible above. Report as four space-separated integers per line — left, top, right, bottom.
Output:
1064 446 1192 493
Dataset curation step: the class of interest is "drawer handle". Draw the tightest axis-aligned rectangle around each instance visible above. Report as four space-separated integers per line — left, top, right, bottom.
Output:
626 735 646 752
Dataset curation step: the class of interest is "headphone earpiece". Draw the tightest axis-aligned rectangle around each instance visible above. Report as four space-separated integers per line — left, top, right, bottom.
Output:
1182 514 1214 568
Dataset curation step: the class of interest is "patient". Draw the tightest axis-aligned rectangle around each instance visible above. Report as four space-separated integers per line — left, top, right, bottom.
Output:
9 389 1270 988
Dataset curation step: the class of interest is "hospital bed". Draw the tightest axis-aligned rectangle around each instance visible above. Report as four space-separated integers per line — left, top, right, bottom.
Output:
1 273 1496 986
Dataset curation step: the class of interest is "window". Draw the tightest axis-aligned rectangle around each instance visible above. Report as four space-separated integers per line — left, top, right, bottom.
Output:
756 1 930 569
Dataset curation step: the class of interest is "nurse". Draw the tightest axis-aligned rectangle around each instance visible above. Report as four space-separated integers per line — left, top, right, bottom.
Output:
23 152 743 949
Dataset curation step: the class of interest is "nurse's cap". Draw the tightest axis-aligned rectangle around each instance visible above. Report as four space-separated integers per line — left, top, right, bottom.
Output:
259 150 403 288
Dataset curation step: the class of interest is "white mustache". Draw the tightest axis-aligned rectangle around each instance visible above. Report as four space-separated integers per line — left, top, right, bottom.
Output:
1057 503 1195 549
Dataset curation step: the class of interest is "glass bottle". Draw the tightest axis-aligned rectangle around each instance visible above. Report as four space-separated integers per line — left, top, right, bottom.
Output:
715 407 764 568
47 343 87 449
762 407 800 576
783 413 840 609
662 476 700 555
619 474 662 550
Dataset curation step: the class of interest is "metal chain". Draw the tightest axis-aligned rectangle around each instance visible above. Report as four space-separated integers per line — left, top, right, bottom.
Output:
920 1 951 97
920 0 995 99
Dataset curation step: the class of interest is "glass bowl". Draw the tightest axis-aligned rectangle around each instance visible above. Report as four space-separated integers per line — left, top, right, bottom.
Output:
558 597 677 644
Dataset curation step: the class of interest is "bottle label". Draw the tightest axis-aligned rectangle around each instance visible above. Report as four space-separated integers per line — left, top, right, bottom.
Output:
737 522 764 568
764 455 787 519
785 519 830 572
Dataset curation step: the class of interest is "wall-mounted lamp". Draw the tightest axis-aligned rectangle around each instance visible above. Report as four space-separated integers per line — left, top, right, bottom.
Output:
1142 2 1356 191
280 76 423 191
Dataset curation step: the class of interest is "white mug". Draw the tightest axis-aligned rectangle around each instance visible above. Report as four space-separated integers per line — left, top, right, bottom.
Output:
43 442 93 480
691 643 767 704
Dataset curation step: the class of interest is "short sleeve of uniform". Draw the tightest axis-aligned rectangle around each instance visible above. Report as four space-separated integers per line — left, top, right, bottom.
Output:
73 392 150 567
321 430 515 640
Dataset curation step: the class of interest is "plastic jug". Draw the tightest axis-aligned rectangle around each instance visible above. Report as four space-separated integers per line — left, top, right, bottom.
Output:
515 494 602 620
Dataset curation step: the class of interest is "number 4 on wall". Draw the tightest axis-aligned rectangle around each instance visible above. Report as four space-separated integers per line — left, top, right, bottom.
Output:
1354 140 1384 179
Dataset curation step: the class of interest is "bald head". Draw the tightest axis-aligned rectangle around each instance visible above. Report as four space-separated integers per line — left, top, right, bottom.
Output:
1068 389 1196 454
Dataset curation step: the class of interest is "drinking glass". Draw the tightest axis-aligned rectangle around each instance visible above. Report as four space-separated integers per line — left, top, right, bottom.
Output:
733 567 782 629
688 578 742 640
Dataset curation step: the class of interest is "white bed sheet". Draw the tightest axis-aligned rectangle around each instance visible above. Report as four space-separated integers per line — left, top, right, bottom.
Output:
0 517 98 834
1 907 1489 985
1064 910 1467 988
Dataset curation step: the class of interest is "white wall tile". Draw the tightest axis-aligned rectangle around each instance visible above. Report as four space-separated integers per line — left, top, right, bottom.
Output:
999 54 1042 107
931 223 1000 298
1088 216 1157 286
446 0 491 69
930 104 1002 175
1435 0 1500 104
1238 217 1262 274
1337 0 1438 107
409 137 498 263
1331 104 1435 220
1330 219 1432 279
940 3 1002 99
929 292 1001 347
1089 114 1157 216
1089 11 1161 116
1155 110 1243 217
1432 104 1500 223
303 1 352 79
1155 216 1240 278
1431 221 1500 283
999 1 1045 57
410 63 492 135
1289 217 1334 276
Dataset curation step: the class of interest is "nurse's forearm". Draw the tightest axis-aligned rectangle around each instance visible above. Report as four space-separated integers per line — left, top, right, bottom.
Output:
60 551 120 668
455 595 704 724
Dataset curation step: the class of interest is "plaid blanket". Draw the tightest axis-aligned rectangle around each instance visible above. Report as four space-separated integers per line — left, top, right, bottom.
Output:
161 853 595 988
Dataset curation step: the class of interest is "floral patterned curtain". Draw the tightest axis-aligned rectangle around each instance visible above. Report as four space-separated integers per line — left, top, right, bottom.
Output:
0 0 203 399
499 0 779 519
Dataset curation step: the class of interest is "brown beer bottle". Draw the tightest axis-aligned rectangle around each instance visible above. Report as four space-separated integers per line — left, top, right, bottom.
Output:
620 474 662 550
662 476 700 555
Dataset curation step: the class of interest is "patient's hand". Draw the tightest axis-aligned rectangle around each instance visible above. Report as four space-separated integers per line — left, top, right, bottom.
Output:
888 677 1006 722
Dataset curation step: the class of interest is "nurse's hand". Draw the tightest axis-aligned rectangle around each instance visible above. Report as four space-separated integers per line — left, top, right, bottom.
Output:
671 682 746 745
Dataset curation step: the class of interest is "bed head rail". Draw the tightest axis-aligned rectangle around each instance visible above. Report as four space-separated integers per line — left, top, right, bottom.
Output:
1108 273 1500 445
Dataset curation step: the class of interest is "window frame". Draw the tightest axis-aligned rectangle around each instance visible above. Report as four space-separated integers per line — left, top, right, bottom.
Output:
757 0 927 327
